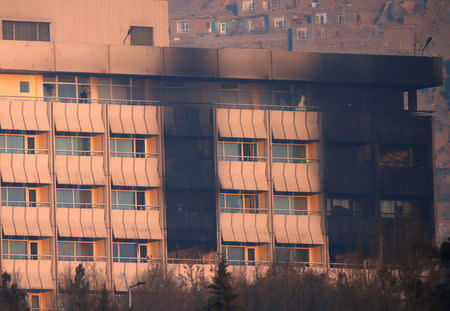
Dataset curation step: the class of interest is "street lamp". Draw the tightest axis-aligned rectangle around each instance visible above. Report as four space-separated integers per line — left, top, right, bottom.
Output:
128 281 146 309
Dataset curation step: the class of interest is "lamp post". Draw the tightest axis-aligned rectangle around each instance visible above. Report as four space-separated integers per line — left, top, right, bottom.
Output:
128 281 146 309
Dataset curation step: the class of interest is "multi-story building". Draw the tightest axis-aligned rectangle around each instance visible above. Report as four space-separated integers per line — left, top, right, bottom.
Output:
0 0 443 310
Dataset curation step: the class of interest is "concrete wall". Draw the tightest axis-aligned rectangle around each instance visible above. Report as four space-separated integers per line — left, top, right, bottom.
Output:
0 0 169 46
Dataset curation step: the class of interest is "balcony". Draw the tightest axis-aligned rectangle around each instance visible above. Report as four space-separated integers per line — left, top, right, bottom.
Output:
108 104 159 135
56 207 107 239
220 212 270 243
55 155 105 185
109 156 159 187
0 203 52 237
0 99 50 131
2 259 53 290
218 161 268 191
270 110 320 141
216 108 267 139
273 213 324 245
271 159 320 193
111 209 162 240
53 101 104 133
0 153 51 184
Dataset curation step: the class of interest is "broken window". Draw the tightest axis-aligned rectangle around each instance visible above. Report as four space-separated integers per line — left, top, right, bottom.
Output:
2 21 50 41
379 145 425 168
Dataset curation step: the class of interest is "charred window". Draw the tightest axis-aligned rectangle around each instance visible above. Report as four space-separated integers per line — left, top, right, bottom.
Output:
379 145 425 168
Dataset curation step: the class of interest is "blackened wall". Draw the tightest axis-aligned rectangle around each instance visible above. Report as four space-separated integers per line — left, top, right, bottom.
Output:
163 105 217 259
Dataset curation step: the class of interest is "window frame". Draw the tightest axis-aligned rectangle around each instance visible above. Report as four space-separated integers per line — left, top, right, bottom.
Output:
273 195 310 215
57 241 96 261
55 134 98 156
177 21 189 33
0 133 43 154
43 75 91 103
111 189 158 211
217 140 262 162
2 20 50 42
220 192 262 214
56 187 102 209
0 185 47 207
272 143 307 163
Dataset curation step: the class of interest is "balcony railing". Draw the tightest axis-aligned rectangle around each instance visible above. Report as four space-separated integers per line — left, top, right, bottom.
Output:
167 258 216 265
57 255 106 262
1 201 50 208
226 259 270 266
110 151 158 159
220 207 268 214
0 95 321 111
56 203 105 209
274 209 320 216
272 157 318 164
113 257 162 263
0 148 48 154
112 204 159 211
2 254 52 260
55 150 103 156
218 155 266 162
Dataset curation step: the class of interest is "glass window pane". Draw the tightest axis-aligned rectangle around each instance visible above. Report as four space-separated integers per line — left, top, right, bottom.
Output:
8 188 26 206
294 249 309 263
78 85 90 103
219 194 225 208
273 145 287 162
44 83 56 100
119 244 137 258
43 75 56 82
243 143 256 159
7 135 24 153
135 139 145 158
55 137 71 155
78 190 92 207
97 77 110 85
116 139 133 157
57 190 73 208
111 77 130 85
58 242 74 260
111 191 117 206
217 143 224 159
118 191 134 209
2 240 8 256
58 84 76 102
76 243 93 258
274 196 289 214
112 86 130 101
0 135 5 150
58 75 76 83
113 243 118 258
275 248 290 263
10 241 27 258
74 137 90 154
224 143 240 161
244 195 258 212
226 195 242 213
291 145 306 161
292 197 307 214
98 85 111 100
136 192 145 208
1 188 6 205
227 247 245 263
78 77 90 84
380 200 395 218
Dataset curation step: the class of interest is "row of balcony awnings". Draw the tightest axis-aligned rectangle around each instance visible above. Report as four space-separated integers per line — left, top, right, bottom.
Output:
218 161 320 193
0 100 319 140
0 154 159 187
1 260 161 292
220 213 324 245
0 207 162 240
216 108 320 140
0 100 159 135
